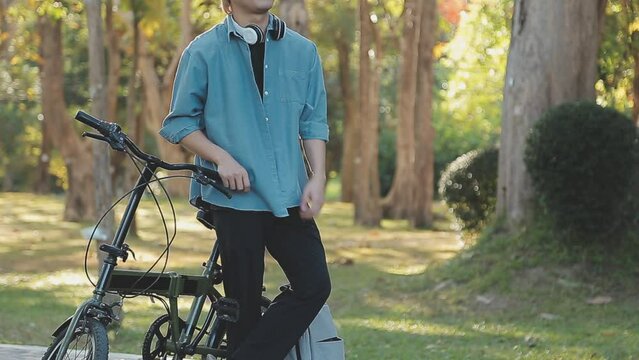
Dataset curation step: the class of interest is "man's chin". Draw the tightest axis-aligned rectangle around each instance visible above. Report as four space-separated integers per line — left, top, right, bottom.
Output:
255 0 274 13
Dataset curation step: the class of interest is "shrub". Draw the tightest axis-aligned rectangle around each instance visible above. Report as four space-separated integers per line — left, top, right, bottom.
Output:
439 147 498 232
524 101 639 242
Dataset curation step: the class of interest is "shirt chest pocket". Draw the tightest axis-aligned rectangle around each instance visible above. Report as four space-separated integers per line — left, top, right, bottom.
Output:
278 69 308 104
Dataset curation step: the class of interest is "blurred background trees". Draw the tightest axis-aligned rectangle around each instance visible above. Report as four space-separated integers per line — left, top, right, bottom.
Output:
1 0 637 236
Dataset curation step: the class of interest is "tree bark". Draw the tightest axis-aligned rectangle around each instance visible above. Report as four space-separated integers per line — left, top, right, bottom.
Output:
412 0 437 228
86 0 115 252
138 0 193 197
278 0 309 36
354 0 381 226
39 16 95 221
86 0 122 315
105 0 121 122
382 0 422 219
633 51 639 126
34 117 53 194
124 6 142 236
497 0 608 228
337 39 357 202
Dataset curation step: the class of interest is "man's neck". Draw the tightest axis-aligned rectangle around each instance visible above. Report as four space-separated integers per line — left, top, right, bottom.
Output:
231 12 269 33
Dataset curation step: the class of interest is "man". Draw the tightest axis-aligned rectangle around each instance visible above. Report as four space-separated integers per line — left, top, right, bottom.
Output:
159 0 331 359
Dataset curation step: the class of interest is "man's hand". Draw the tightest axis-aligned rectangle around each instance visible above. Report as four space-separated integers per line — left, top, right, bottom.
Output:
217 153 251 192
300 174 326 219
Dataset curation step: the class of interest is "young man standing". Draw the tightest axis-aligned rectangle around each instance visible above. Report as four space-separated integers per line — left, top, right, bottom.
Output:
159 0 331 359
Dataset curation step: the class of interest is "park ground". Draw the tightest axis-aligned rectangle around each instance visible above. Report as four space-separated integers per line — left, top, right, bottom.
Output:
1 189 638 359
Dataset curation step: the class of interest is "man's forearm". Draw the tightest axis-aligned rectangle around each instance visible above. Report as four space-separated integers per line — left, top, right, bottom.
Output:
302 139 326 180
179 130 230 165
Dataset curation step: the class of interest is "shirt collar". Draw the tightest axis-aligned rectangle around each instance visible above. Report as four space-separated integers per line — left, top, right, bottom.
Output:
225 13 275 43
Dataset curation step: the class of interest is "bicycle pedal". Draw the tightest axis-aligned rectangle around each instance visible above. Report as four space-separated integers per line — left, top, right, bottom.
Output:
214 297 240 323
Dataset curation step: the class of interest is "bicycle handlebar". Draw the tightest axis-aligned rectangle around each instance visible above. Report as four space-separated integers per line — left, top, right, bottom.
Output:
74 110 232 199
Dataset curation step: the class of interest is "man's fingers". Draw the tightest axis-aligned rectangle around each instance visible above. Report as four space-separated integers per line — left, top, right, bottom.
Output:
300 192 311 211
229 177 238 191
242 172 251 192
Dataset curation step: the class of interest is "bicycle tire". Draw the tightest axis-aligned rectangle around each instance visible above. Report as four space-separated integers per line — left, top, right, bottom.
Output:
202 296 271 360
42 318 109 360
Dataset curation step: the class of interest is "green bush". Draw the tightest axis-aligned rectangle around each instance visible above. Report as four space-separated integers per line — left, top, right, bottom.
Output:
439 147 498 232
524 101 639 242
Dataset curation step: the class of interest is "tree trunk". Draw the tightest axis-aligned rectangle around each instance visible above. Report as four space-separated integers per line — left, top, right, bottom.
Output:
34 117 53 194
125 7 142 236
412 0 437 228
105 0 121 122
497 0 607 228
39 16 95 221
86 0 122 315
105 0 129 196
354 0 381 226
634 51 639 126
381 0 422 219
278 0 309 36
337 39 357 202
86 0 115 250
138 0 193 197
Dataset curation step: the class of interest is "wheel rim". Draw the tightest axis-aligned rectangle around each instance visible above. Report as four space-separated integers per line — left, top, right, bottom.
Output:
148 321 170 359
57 326 95 360
143 315 184 360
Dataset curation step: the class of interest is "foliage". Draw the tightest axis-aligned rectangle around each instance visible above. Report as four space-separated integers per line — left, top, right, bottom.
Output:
434 0 511 181
0 104 42 191
439 146 498 232
524 102 639 243
597 0 638 114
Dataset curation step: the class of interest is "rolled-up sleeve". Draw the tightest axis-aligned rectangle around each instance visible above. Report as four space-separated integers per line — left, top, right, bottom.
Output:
299 45 329 142
159 48 208 144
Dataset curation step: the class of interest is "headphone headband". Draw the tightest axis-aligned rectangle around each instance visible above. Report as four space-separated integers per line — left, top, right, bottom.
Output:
230 15 286 45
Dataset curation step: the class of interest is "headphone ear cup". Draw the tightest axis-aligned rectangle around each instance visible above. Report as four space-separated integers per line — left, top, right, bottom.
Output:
245 24 264 44
270 15 286 41
276 18 286 40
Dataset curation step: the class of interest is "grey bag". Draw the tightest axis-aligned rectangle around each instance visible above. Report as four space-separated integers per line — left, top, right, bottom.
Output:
284 304 345 360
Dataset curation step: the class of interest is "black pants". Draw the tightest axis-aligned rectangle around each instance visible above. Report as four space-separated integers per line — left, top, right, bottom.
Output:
211 206 331 360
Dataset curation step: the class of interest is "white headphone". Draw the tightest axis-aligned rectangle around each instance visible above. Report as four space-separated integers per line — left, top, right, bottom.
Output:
230 15 286 45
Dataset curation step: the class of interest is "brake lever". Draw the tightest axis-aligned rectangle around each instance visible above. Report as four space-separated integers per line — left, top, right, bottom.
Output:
83 132 108 142
82 132 126 151
194 172 232 199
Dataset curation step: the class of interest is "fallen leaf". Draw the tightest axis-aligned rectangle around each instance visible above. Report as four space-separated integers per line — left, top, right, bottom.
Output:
539 313 560 320
586 296 612 305
434 280 454 292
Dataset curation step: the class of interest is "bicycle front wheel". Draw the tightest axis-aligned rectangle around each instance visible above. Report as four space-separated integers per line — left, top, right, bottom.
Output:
42 318 108 360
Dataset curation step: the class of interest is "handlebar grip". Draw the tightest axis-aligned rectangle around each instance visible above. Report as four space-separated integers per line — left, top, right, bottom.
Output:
211 181 233 199
199 167 223 183
75 110 109 134
197 167 232 199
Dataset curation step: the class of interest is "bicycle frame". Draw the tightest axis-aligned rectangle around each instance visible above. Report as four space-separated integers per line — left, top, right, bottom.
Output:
55 162 233 359
51 111 236 359
55 161 158 360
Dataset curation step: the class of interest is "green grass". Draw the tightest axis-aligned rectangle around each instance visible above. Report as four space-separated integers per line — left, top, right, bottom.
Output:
1 192 638 359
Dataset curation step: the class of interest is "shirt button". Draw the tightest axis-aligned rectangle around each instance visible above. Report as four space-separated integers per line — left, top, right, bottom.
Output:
264 91 269 96
265 64 269 69
265 117 269 121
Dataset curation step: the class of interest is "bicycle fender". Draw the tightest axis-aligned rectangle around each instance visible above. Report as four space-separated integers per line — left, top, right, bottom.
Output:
51 317 73 338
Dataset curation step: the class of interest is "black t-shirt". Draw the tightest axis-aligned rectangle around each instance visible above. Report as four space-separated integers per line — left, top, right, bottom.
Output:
249 42 265 99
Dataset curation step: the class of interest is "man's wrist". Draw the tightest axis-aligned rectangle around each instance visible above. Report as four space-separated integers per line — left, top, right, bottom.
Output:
310 172 326 182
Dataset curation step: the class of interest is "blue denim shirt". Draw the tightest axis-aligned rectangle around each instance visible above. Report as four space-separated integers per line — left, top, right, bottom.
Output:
159 15 329 217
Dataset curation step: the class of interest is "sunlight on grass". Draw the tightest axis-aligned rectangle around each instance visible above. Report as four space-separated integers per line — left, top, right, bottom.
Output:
2 192 639 359
340 317 462 336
